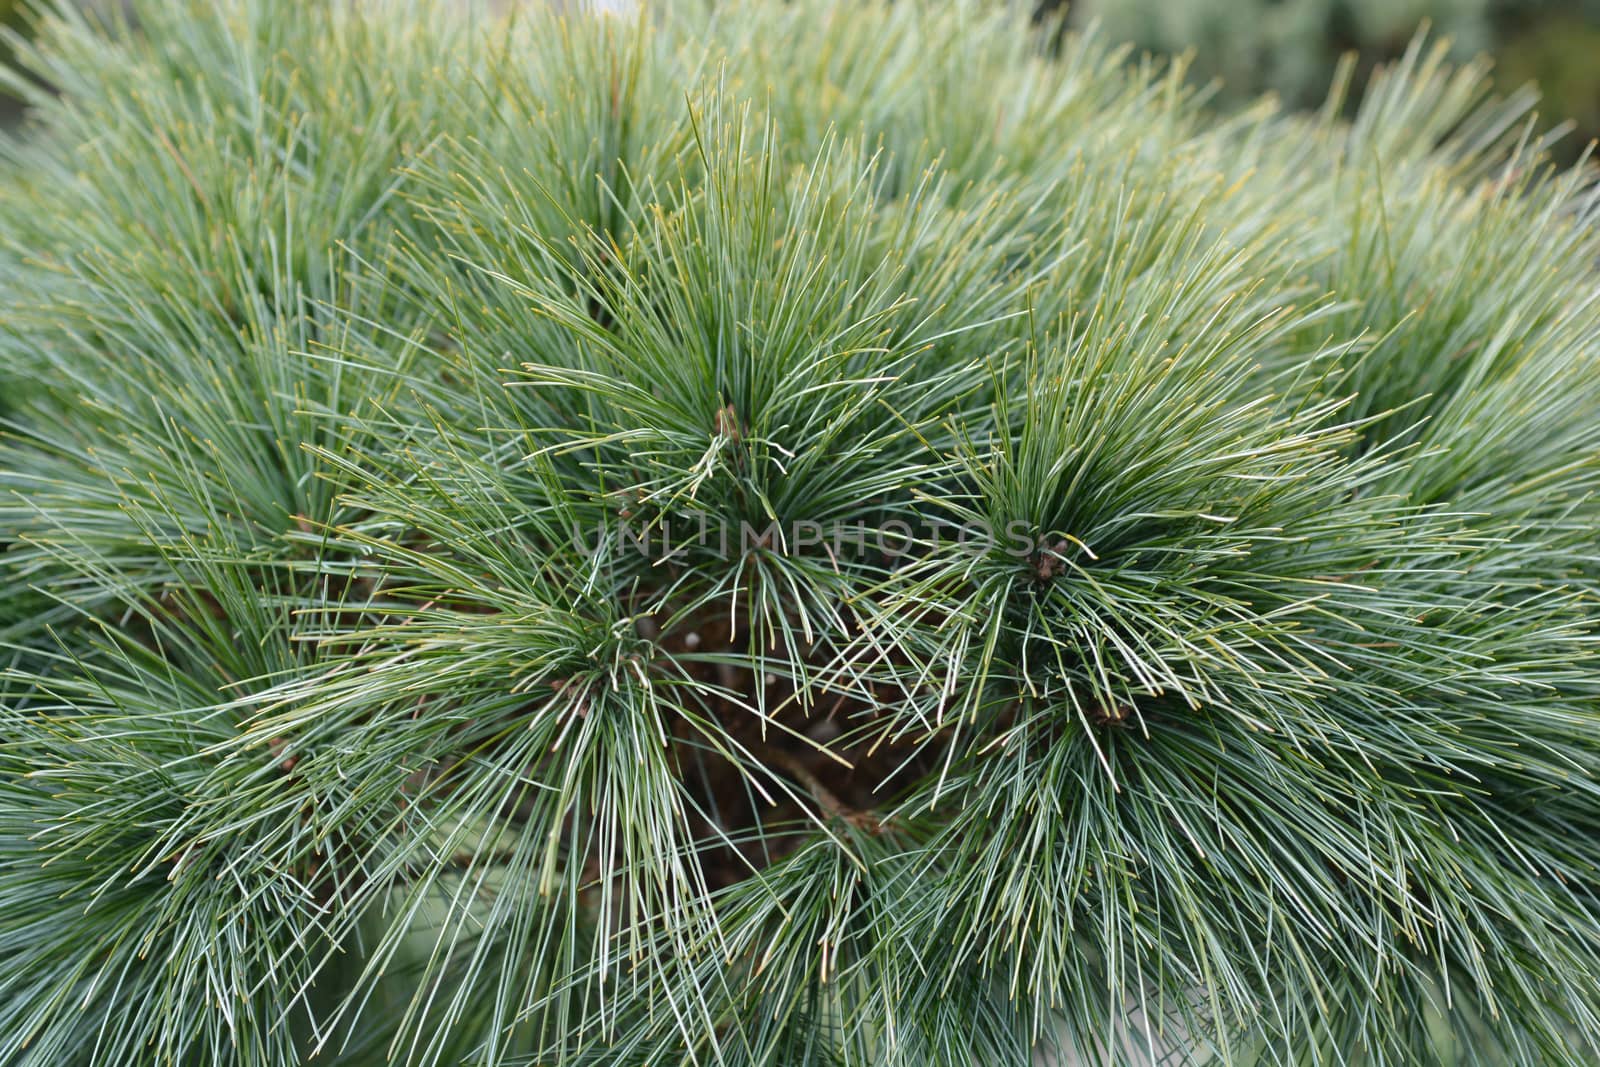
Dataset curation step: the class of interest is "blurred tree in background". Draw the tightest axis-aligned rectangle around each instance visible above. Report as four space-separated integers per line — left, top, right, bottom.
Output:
1065 0 1600 161
1494 7 1600 157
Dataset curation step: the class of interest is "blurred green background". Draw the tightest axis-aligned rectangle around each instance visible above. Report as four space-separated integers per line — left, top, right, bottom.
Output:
1059 0 1600 162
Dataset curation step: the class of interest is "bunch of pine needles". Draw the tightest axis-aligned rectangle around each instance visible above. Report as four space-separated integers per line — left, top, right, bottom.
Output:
1 1 1599 1064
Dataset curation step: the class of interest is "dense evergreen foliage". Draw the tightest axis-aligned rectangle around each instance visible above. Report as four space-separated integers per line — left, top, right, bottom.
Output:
2 2 1598 1064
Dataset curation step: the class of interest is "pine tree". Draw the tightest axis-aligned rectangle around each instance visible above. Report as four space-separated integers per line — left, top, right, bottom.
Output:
2 2 1598 1064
